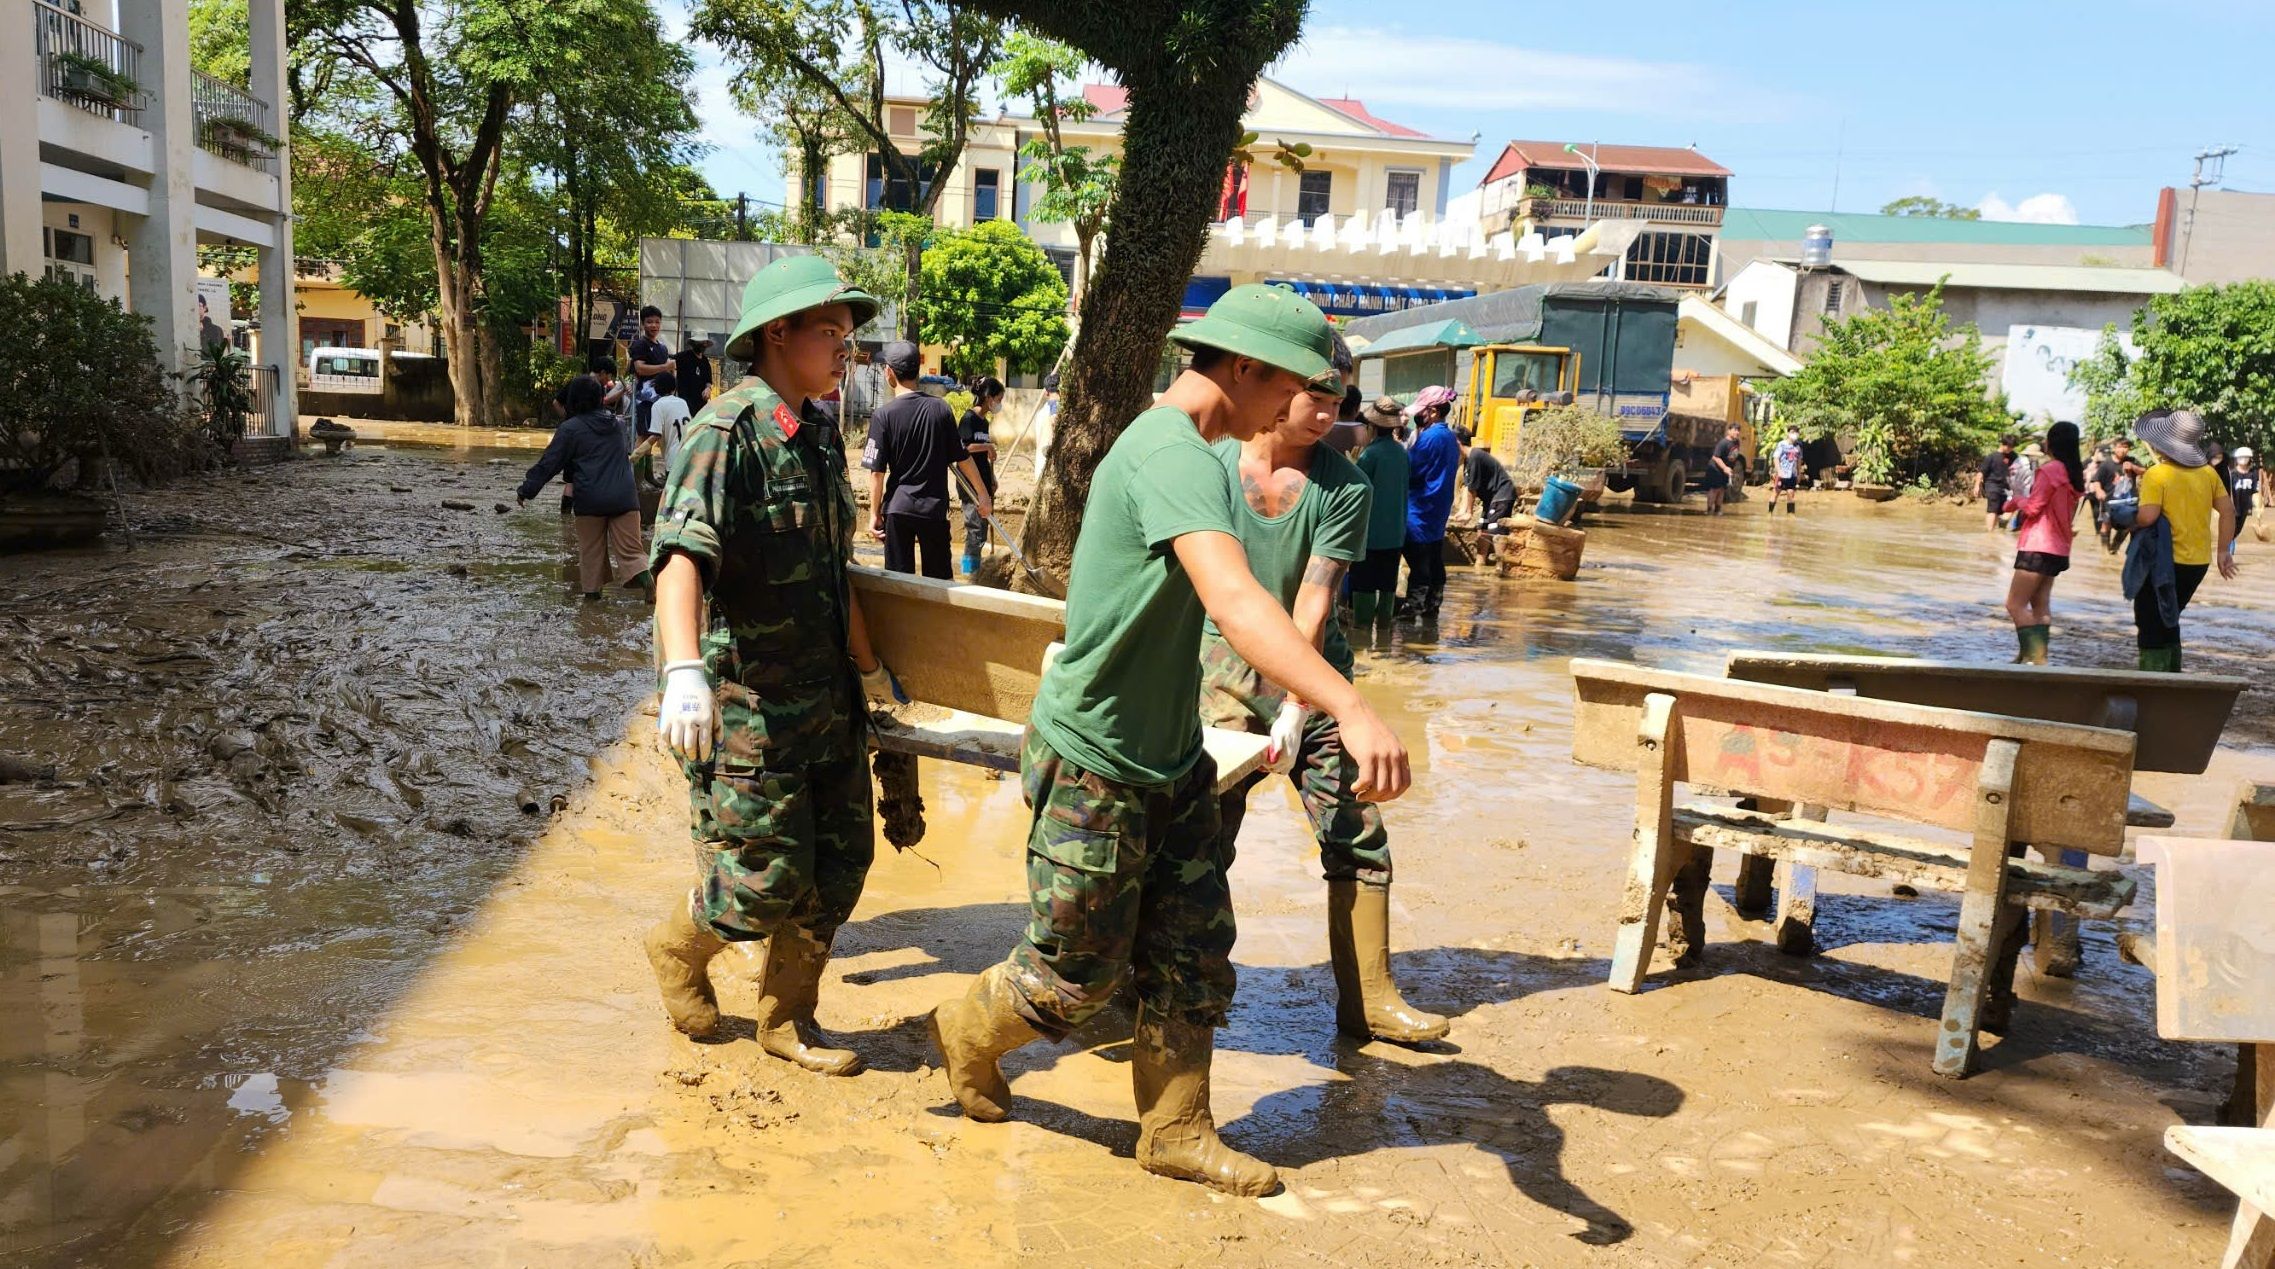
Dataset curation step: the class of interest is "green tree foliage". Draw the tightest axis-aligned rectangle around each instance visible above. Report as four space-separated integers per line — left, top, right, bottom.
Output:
1771 283 2009 485
517 4 701 344
994 32 1115 306
2129 281 2275 457
692 0 1005 337
1879 195 1982 220
2067 325 2151 446
186 0 250 84
0 274 214 492
916 220 1070 379
295 0 699 425
954 1 1310 584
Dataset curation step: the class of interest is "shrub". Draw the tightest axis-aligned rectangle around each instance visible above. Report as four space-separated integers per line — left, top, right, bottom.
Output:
1506 404 1627 491
0 272 215 493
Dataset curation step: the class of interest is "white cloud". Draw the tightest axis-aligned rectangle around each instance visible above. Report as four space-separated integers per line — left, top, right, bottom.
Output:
1270 26 1801 123
1976 192 2080 224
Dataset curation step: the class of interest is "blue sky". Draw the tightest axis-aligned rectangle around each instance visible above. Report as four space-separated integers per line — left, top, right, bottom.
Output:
680 0 2275 228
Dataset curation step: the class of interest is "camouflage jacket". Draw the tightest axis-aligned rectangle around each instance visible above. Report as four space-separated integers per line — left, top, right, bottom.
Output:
651 379 864 764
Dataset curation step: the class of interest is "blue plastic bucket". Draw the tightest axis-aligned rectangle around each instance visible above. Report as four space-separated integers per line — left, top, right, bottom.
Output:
1536 475 1582 525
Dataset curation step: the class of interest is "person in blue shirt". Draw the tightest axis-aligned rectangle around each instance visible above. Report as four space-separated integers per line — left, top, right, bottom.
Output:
1398 386 1461 617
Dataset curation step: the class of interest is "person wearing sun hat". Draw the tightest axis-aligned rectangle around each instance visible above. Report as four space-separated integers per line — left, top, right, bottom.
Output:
2123 408 2238 671
641 253 910 1076
929 284 1412 1198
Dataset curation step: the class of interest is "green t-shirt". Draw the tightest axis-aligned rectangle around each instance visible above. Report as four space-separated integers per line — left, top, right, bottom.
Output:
1029 406 1241 786
1353 436 1411 552
1201 438 1370 679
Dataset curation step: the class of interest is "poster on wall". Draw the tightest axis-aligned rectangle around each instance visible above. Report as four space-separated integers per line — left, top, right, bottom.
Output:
194 276 233 352
2002 324 2135 425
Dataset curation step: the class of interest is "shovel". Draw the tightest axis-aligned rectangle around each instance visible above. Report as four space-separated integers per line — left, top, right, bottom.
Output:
954 468 1059 596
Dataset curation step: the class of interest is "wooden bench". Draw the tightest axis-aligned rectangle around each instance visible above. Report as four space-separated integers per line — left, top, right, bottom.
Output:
1569 658 2138 1077
2139 830 2275 1269
850 566 1271 793
1723 653 2247 974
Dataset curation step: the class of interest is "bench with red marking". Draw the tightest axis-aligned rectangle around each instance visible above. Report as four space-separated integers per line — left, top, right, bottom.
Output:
1568 658 2137 1078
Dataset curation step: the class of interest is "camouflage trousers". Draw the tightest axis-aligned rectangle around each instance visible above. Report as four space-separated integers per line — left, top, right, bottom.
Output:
1199 633 1391 884
686 749 875 944
1003 728 1236 1040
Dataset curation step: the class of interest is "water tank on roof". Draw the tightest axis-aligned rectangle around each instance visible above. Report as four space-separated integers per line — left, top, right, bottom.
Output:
1801 224 1834 269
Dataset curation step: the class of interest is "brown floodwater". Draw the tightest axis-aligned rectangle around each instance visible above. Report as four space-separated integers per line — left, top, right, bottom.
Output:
3 460 2270 1267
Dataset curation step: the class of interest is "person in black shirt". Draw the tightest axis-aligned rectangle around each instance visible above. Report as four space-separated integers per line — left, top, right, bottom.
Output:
1974 435 2016 531
1705 422 1744 514
627 305 671 438
956 376 1005 577
862 341 991 579
672 336 713 411
1451 425 1518 533
2232 445 2262 544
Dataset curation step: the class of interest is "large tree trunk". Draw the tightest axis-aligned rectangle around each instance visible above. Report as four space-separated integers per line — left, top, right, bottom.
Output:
1013 74 1252 588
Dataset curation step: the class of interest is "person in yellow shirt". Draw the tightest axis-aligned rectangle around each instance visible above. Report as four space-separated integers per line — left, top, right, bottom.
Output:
2130 409 2238 671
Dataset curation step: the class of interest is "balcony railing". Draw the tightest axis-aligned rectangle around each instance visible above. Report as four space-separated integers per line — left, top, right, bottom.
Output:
32 0 146 128
1520 197 1724 226
193 71 275 173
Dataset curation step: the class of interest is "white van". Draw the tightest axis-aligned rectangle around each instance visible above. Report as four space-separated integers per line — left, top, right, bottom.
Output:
307 347 383 393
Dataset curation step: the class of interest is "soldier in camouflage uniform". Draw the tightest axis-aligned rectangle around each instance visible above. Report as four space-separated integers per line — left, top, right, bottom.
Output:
928 285 1413 1198
1199 333 1449 1047
643 255 906 1077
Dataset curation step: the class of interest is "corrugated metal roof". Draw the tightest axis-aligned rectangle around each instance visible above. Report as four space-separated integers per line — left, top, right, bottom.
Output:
1722 207 2151 247
1342 280 1680 346
1825 259 2186 294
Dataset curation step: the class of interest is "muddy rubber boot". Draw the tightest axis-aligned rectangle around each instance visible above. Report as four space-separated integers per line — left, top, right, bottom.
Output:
644 897 726 1039
1131 1005 1279 1197
751 927 863 1076
1351 591 1378 628
2138 645 2181 673
2013 624 2050 664
1327 880 1450 1045
928 963 1040 1122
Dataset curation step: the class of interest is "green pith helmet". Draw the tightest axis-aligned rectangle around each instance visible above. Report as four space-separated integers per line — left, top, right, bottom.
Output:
723 255 880 362
1170 283 1334 380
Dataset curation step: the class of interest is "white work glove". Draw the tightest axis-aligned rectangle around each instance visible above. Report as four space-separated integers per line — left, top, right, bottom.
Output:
860 662 907 708
657 660 717 763
1264 699 1305 774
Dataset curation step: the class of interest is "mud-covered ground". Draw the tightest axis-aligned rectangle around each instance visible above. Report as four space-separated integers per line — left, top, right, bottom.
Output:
4 452 2272 1267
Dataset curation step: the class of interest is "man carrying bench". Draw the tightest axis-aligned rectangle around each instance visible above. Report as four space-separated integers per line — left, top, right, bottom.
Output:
929 285 1412 1196
1199 331 1448 1045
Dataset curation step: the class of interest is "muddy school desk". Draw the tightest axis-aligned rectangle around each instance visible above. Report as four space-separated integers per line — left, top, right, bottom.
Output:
1721 654 2247 973
2136 831 2275 1269
847 566 1272 794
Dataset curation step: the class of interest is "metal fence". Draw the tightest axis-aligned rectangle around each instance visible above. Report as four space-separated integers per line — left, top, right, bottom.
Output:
32 0 145 128
192 70 274 173
247 364 287 438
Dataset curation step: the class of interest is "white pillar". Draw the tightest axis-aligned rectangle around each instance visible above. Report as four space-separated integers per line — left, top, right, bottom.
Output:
0 0 45 275
249 0 295 433
116 0 197 371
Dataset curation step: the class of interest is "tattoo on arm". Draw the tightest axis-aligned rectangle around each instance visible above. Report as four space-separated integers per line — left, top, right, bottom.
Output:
1302 556 1348 589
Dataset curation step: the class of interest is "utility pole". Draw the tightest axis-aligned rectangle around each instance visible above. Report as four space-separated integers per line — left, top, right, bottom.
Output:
735 193 749 242
2178 145 2236 279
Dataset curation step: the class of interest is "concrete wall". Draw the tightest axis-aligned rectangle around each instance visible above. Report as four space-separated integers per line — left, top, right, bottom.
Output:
2160 187 2275 284
1716 236 2155 287
1725 260 1799 350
